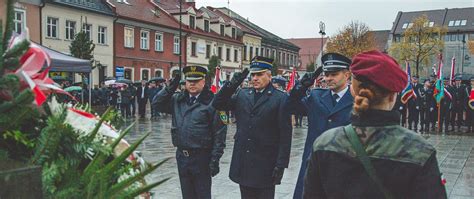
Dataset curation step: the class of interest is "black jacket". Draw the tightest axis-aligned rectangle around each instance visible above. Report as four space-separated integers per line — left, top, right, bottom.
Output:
213 84 292 188
303 110 447 199
152 88 227 162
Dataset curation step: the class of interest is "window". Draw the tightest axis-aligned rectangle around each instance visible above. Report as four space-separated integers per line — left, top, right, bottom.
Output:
173 36 180 54
189 15 195 29
429 22 434 27
461 20 467 26
65 20 76 40
249 47 253 60
283 53 286 64
206 44 210 58
226 48 230 61
155 32 163 51
220 24 225 36
98 26 107 44
14 9 26 34
218 47 222 59
448 20 454 26
231 28 236 39
82 24 92 40
279 52 282 63
243 45 247 60
141 69 150 81
204 20 210 32
234 49 238 62
191 42 197 56
155 70 163 77
47 17 59 38
124 68 132 80
272 49 276 58
124 27 134 48
402 23 408 29
266 49 270 57
407 23 413 28
140 30 149 50
445 35 450 42
451 34 456 41
255 48 259 57
261 48 264 56
455 20 461 26
470 34 474 41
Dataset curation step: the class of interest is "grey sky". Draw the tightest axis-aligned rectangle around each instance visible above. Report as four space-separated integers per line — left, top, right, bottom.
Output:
196 0 474 39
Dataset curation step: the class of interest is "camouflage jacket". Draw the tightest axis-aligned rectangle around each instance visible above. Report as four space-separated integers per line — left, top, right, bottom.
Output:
303 109 447 199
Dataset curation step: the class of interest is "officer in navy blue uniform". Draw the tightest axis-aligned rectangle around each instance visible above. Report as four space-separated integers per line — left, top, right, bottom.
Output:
290 53 354 199
213 56 292 199
152 66 227 199
272 76 287 92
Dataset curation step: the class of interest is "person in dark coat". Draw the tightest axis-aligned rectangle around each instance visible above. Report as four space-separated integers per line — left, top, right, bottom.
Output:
153 66 227 199
418 79 435 132
303 50 447 199
290 53 354 199
136 80 149 118
407 75 422 131
119 85 132 118
465 77 474 133
213 56 292 199
439 78 452 132
147 82 159 118
451 77 466 131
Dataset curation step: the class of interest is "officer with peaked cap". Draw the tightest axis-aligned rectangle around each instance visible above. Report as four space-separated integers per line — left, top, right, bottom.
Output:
152 66 227 199
451 76 466 131
272 76 287 91
303 50 447 198
213 56 292 198
290 52 354 199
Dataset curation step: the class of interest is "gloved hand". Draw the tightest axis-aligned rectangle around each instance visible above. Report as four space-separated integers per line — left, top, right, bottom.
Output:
399 106 403 111
430 107 434 112
167 74 181 93
229 68 249 90
209 160 220 177
300 66 323 88
272 167 284 185
416 106 419 110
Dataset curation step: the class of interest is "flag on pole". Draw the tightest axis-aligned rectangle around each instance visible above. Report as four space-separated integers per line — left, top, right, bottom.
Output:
434 56 444 104
286 67 296 92
449 56 455 86
469 88 474 110
211 66 221 94
401 61 416 104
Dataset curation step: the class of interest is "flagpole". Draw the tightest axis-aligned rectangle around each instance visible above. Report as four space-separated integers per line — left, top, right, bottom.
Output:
437 103 441 133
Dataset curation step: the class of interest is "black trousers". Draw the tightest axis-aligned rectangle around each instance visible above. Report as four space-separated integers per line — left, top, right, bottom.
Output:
400 107 408 127
420 108 428 130
408 109 419 130
451 108 463 129
176 149 212 199
466 109 474 132
138 98 147 117
120 103 130 118
439 107 451 131
239 185 275 199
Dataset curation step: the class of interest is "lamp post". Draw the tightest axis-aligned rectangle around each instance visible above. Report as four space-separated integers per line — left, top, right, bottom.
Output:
318 21 326 66
179 0 182 79
462 34 466 74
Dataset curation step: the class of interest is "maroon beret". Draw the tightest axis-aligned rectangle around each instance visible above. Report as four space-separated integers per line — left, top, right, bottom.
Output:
350 50 407 92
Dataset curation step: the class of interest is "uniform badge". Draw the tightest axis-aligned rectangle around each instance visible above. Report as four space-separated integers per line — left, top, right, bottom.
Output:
219 111 229 124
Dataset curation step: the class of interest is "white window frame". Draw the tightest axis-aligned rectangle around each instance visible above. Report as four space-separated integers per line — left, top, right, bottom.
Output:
220 24 225 36
155 32 163 51
173 36 180 54
154 68 164 78
448 20 454 26
124 67 135 81
124 27 134 48
65 20 76 40
140 68 151 80
13 9 26 34
46 17 59 38
98 26 107 45
140 30 150 50
455 20 461 26
429 22 434 27
82 23 92 40
189 15 196 29
204 20 210 32
407 23 413 28
461 20 467 26
231 27 236 39
402 23 408 29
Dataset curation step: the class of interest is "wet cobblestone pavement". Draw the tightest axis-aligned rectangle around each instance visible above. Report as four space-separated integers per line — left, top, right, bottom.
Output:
125 115 474 199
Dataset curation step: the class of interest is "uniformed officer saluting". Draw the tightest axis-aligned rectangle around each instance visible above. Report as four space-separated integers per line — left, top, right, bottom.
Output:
213 56 292 199
290 52 354 199
152 66 227 199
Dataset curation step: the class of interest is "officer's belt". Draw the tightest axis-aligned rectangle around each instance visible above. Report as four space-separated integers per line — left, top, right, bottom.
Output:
178 148 211 157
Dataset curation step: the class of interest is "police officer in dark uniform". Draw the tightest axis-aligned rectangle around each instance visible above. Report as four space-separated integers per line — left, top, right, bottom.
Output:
419 79 435 132
451 77 466 131
303 50 447 198
271 76 287 92
290 53 354 199
152 66 227 199
439 77 452 132
407 75 421 131
213 56 292 199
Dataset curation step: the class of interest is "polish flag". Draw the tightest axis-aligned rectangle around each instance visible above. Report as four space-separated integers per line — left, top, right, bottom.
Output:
19 70 47 106
286 67 296 92
211 66 221 94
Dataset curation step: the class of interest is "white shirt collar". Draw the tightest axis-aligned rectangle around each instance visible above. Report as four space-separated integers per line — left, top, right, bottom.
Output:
189 93 201 99
331 85 349 102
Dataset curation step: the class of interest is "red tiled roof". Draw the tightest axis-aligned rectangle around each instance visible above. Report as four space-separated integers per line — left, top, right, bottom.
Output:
109 0 181 30
287 38 327 69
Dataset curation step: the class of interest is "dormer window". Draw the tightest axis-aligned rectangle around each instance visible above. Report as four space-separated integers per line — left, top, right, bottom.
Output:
231 27 236 39
204 20 210 32
189 15 195 29
220 24 225 36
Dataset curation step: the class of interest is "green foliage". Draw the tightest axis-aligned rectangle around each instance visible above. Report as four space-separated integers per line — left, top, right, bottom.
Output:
271 59 279 76
207 55 221 84
69 31 95 65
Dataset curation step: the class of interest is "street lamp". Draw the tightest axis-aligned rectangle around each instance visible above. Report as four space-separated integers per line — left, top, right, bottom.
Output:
462 34 466 73
178 0 183 79
318 21 326 65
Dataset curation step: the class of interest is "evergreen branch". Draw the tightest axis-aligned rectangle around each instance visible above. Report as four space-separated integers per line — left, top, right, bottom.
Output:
3 0 15 51
0 90 33 113
0 19 4 72
110 122 135 150
85 107 112 143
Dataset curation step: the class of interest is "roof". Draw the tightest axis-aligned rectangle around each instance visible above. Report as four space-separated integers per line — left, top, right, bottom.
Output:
155 0 242 45
391 7 474 34
47 0 114 16
370 30 390 52
216 7 299 51
109 0 181 30
206 7 261 38
286 38 327 68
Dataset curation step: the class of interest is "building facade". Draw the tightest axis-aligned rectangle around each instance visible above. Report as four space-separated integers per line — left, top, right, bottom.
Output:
287 38 327 72
41 0 114 86
0 0 41 43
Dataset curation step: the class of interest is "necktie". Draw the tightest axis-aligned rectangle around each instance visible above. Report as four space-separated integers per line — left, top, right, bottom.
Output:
141 86 145 98
189 96 196 105
332 93 339 106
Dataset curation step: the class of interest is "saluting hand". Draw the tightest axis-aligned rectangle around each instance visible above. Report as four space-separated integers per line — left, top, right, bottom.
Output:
167 74 181 93
229 68 249 90
300 66 323 88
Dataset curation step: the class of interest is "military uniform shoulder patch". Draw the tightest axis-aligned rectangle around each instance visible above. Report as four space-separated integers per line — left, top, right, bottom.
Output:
219 111 229 125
